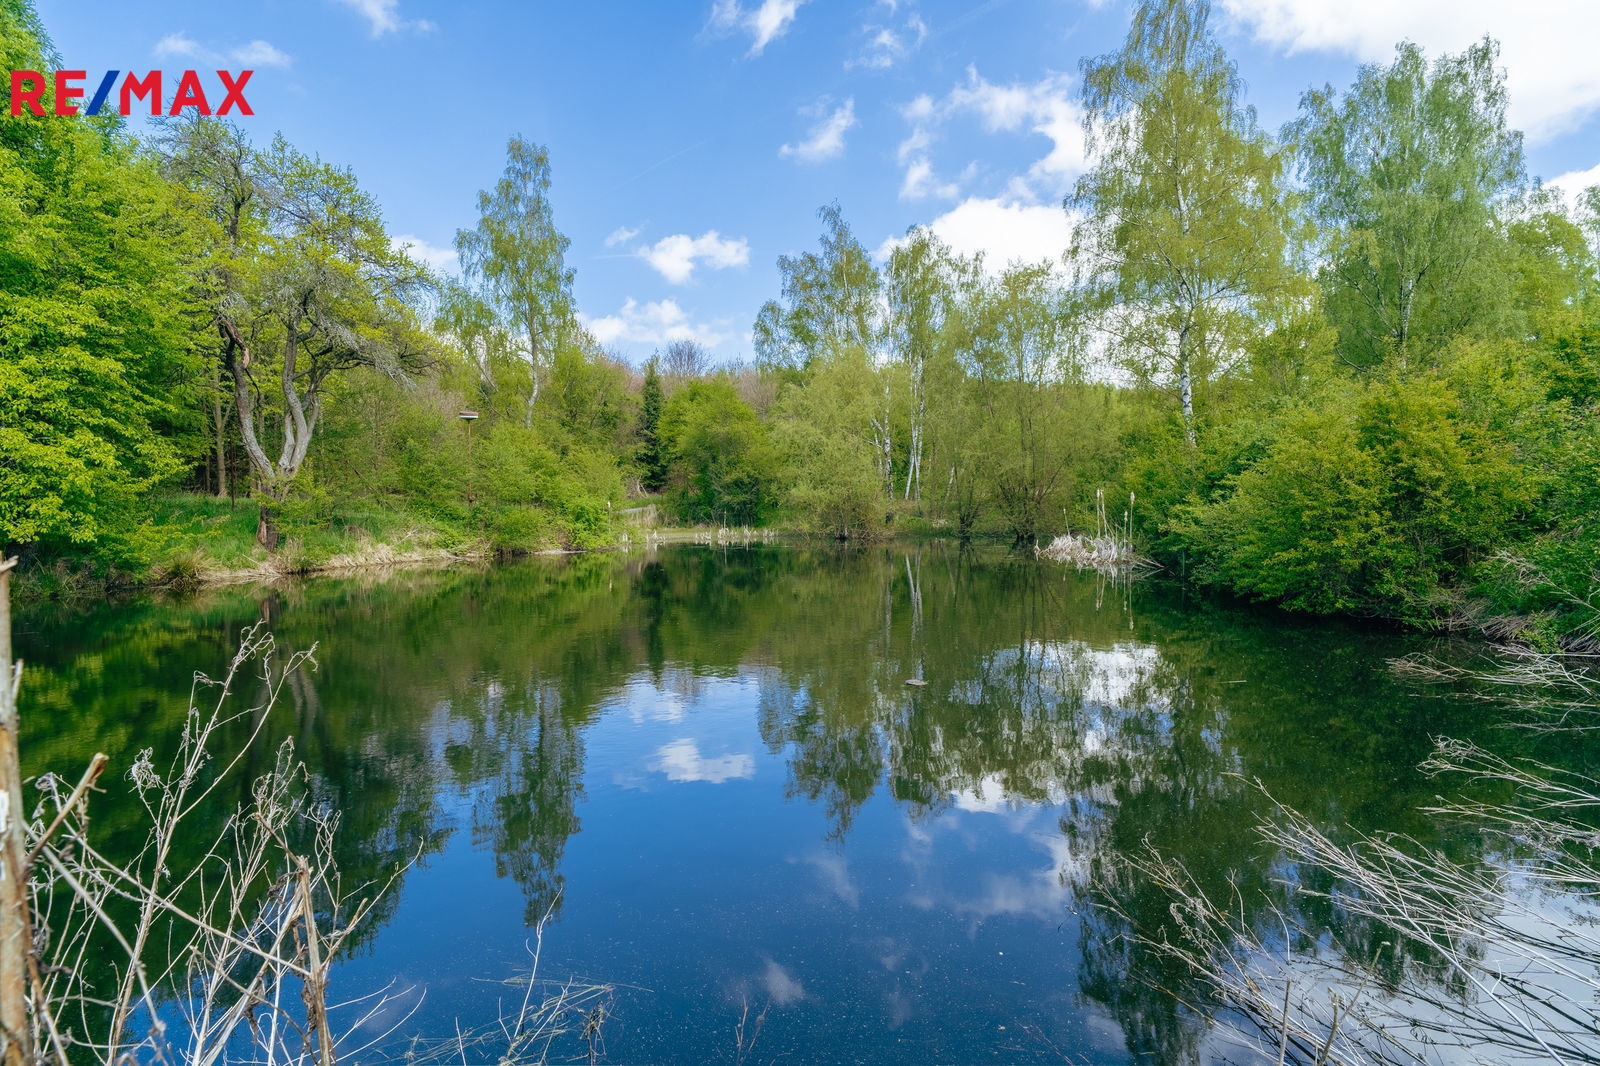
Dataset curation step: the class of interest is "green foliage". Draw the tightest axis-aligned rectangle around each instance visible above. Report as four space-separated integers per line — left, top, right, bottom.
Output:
0 9 199 557
1288 37 1525 367
1506 189 1597 340
636 360 666 492
547 337 631 449
1177 376 1526 619
471 421 619 548
964 265 1104 542
1465 327 1600 636
660 379 777 526
771 354 886 538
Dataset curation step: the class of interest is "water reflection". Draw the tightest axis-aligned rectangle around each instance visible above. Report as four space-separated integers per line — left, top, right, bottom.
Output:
18 543 1561 1064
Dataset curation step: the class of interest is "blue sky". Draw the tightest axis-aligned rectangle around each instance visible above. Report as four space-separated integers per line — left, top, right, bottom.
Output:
36 0 1600 365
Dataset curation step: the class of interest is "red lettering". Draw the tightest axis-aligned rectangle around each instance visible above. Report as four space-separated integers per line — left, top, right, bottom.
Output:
120 71 161 116
216 70 253 115
53 69 85 115
8 70 44 116
168 70 210 115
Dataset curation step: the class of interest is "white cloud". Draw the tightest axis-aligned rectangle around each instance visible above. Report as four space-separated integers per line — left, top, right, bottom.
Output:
391 234 457 275
1547 161 1600 202
580 298 733 349
637 231 750 284
951 773 1021 814
794 851 860 907
759 959 807 1006
896 67 1086 202
648 739 755 783
334 0 437 37
155 32 292 67
849 10 927 70
709 0 807 56
153 32 206 60
900 158 959 200
229 40 292 67
877 197 1074 271
780 98 857 164
604 225 641 248
1221 0 1600 142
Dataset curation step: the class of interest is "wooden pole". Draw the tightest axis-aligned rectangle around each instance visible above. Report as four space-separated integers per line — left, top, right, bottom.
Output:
0 557 30 1065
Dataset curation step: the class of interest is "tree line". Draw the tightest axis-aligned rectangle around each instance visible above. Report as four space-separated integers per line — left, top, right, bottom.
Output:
3 0 1598 636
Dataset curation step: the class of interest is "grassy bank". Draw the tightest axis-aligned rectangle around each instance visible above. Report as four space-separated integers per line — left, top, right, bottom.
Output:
15 494 808 602
20 494 507 600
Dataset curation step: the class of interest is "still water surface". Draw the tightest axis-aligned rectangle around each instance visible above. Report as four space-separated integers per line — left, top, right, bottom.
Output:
19 544 1526 1063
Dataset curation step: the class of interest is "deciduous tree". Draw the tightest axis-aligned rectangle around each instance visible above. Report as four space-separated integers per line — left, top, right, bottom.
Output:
1072 0 1301 446
456 136 575 425
1288 37 1525 369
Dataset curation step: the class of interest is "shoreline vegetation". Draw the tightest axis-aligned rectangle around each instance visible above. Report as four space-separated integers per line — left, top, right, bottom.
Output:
6 0 1600 647
9 493 807 602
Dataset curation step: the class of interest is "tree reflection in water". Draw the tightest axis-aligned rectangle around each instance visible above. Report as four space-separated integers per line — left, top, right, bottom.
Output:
18 544 1570 1063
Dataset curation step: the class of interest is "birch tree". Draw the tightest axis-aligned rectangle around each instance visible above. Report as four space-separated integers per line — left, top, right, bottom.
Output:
884 228 969 503
753 202 883 373
1071 0 1300 446
456 136 575 425
1287 38 1525 369
753 203 893 493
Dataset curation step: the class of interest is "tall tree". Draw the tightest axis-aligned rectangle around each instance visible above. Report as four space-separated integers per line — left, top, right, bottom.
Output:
160 118 259 501
436 277 517 411
661 339 711 387
455 136 575 425
885 228 969 502
1287 37 1525 369
753 203 891 492
1071 0 1301 446
965 264 1092 543
637 359 666 492
2 10 199 553
753 202 883 372
166 123 434 548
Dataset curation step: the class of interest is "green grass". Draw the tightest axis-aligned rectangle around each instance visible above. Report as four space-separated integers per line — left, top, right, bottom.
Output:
145 493 486 578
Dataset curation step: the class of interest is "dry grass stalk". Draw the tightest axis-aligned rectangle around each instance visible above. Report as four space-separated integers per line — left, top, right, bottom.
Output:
1389 646 1599 733
10 620 414 1066
1038 490 1158 574
396 894 614 1066
1113 652 1600 1066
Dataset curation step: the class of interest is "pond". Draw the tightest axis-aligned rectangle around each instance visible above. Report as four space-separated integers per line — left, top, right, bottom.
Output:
15 543 1545 1063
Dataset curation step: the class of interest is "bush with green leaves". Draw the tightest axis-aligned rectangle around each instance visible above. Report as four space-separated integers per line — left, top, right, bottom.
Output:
1177 376 1527 620
660 379 777 526
770 354 886 538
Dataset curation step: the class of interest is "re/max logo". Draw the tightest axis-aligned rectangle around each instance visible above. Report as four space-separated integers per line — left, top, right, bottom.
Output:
7 70 254 116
